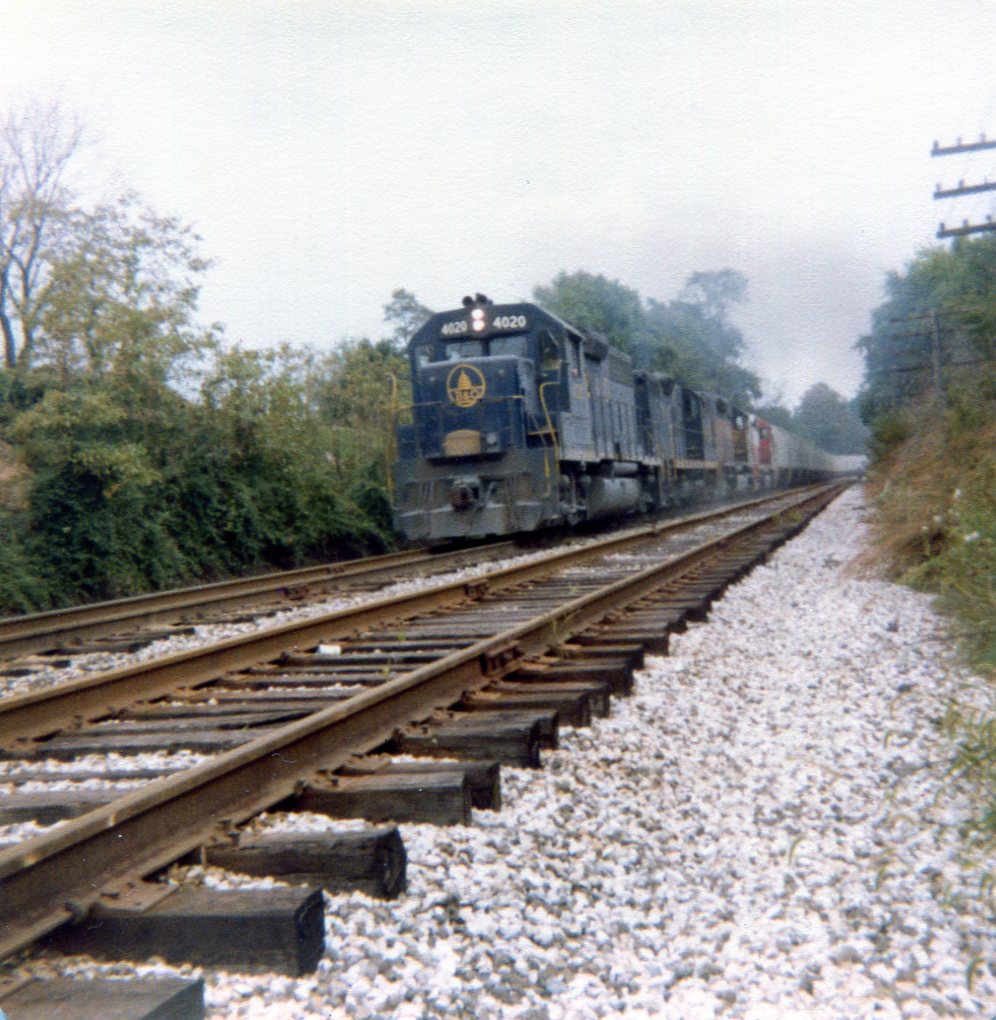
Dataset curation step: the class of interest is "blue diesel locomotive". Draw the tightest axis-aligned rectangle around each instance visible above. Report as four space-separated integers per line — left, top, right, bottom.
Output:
393 296 838 544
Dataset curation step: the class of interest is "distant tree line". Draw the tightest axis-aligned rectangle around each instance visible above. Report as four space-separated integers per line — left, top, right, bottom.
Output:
532 267 761 409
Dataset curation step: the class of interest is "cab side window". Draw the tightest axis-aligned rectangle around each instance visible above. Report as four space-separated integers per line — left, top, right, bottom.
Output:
539 330 560 372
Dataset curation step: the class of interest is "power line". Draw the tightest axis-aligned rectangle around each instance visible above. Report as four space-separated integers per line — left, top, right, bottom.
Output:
867 359 990 375
888 309 982 322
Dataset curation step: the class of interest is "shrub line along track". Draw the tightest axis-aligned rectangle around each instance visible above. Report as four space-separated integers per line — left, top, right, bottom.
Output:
0 483 844 984
0 543 524 663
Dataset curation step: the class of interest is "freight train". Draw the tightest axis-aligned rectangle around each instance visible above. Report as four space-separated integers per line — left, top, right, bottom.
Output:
393 296 854 544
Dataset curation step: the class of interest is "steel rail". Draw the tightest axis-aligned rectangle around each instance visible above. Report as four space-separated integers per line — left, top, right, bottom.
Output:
0 483 841 962
0 486 831 747
0 487 825 661
0 543 526 661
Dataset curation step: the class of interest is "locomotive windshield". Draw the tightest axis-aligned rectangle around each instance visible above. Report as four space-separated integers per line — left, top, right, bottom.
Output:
436 335 529 361
441 340 484 360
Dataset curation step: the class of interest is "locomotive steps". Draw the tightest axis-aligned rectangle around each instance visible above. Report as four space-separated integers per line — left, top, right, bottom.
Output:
0 484 845 1018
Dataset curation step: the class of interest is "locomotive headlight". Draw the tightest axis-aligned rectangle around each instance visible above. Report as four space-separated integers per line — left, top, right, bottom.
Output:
471 308 486 331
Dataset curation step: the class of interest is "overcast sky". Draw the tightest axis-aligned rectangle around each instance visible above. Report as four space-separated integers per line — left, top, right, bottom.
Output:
2 1 993 406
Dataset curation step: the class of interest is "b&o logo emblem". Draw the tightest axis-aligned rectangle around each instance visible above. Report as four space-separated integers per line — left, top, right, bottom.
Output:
446 364 486 408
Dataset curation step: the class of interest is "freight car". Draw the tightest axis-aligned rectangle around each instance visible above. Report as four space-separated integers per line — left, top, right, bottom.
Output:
393 296 840 544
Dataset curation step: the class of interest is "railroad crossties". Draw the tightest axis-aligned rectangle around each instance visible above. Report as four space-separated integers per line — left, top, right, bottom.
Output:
0 486 993 1018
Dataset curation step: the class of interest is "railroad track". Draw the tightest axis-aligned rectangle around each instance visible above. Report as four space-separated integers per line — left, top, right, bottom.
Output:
0 487 809 668
0 483 846 1018
0 541 526 664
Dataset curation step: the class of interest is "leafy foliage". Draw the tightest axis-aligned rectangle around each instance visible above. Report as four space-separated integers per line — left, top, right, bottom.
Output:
0 507 50 612
313 337 411 533
36 192 216 388
791 383 868 455
752 403 793 429
0 98 403 611
533 268 761 406
857 235 996 423
533 271 647 356
382 288 433 351
1 334 397 608
858 235 994 661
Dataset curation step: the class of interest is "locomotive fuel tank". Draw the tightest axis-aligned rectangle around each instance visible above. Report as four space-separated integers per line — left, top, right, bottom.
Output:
584 475 642 519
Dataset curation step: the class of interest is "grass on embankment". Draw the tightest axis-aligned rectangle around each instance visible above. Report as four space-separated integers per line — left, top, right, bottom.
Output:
866 389 995 848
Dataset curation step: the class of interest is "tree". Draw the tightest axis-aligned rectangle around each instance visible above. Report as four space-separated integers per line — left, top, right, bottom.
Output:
0 105 397 608
792 382 868 454
679 268 748 324
857 235 996 424
383 288 433 350
533 270 647 356
317 338 409 484
199 341 392 561
532 267 762 406
0 101 83 369
753 403 793 429
35 191 216 393
645 268 760 407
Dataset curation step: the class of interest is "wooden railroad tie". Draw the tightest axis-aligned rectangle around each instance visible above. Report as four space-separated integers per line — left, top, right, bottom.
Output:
393 709 555 767
510 656 634 697
0 975 205 1020
202 825 407 900
291 771 473 826
47 883 325 975
338 758 502 810
460 685 595 728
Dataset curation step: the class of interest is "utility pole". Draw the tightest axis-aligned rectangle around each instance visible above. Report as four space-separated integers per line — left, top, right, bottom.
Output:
888 311 950 402
933 134 996 239
929 310 943 399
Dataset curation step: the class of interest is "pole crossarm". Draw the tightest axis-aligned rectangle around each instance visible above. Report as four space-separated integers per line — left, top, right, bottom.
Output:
937 219 996 239
934 180 996 199
932 137 996 156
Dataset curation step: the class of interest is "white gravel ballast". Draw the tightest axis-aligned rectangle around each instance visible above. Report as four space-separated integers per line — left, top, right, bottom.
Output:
27 486 996 1018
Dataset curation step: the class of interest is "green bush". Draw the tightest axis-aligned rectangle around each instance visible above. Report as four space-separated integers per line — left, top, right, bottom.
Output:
0 511 51 614
869 408 911 456
0 361 399 613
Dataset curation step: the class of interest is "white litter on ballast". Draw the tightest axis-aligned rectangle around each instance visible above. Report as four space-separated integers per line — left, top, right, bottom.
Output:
10 486 995 1018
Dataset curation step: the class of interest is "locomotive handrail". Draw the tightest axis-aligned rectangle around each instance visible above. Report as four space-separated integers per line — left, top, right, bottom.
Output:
538 380 560 498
